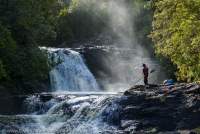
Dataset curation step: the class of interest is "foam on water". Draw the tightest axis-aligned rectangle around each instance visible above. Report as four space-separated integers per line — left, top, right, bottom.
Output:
7 93 124 134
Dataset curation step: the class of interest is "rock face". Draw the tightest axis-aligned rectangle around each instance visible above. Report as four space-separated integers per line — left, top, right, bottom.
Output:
108 83 200 133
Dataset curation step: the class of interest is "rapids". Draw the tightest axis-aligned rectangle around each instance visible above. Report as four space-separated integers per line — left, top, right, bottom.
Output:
0 93 123 134
0 47 164 134
0 48 124 134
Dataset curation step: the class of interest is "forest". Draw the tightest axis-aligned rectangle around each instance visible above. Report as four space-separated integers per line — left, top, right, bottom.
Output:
0 0 199 94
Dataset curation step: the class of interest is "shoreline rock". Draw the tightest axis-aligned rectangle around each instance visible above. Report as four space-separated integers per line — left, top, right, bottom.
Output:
113 82 200 133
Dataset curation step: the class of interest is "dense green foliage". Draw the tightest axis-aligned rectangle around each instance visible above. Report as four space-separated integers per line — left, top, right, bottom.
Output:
56 0 109 44
151 0 200 81
0 0 59 92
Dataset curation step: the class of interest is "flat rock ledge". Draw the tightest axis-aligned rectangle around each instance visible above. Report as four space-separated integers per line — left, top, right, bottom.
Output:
110 82 200 134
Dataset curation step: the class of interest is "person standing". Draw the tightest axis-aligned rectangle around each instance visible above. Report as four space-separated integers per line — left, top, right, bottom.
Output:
142 64 149 85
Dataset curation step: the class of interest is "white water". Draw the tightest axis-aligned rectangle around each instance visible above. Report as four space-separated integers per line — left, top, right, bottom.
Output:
0 1 166 133
1 47 121 133
0 93 123 134
41 47 100 92
0 46 161 134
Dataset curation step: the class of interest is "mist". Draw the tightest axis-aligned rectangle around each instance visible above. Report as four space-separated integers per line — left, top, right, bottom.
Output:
68 0 167 91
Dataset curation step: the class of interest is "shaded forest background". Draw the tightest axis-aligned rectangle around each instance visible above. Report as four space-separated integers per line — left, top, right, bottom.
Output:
0 0 199 94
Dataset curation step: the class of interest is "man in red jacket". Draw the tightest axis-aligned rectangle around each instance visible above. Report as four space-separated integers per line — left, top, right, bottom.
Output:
142 64 149 85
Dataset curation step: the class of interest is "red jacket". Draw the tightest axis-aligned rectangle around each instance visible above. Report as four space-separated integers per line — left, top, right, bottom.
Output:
143 67 149 77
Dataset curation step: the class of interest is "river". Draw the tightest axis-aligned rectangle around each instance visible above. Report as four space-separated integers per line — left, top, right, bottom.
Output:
0 47 164 134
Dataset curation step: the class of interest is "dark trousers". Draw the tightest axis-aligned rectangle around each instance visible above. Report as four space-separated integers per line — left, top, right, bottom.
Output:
144 76 148 85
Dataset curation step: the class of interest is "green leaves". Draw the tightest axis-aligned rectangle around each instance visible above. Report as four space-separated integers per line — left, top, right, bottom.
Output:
56 0 110 43
0 23 16 80
151 0 200 81
0 23 16 49
0 60 7 80
0 0 60 91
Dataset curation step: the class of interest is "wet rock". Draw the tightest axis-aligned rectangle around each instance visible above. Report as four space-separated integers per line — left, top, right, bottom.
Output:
102 102 122 126
185 85 200 94
39 94 53 102
118 83 200 133
121 120 137 129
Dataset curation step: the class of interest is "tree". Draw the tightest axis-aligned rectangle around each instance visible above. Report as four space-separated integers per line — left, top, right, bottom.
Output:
56 0 109 44
0 0 60 92
0 23 16 80
150 0 200 81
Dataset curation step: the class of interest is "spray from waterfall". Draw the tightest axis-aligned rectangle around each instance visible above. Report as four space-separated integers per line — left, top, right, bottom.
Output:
68 0 166 91
42 0 167 92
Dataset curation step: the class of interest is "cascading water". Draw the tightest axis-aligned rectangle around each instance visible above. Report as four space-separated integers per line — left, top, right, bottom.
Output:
0 0 168 133
0 47 126 134
0 93 124 134
41 47 100 92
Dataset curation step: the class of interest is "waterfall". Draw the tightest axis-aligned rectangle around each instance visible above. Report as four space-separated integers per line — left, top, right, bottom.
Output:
41 47 99 91
0 48 137 134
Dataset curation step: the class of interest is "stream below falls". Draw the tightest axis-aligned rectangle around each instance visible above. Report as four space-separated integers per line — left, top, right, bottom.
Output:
0 47 166 134
0 92 126 134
